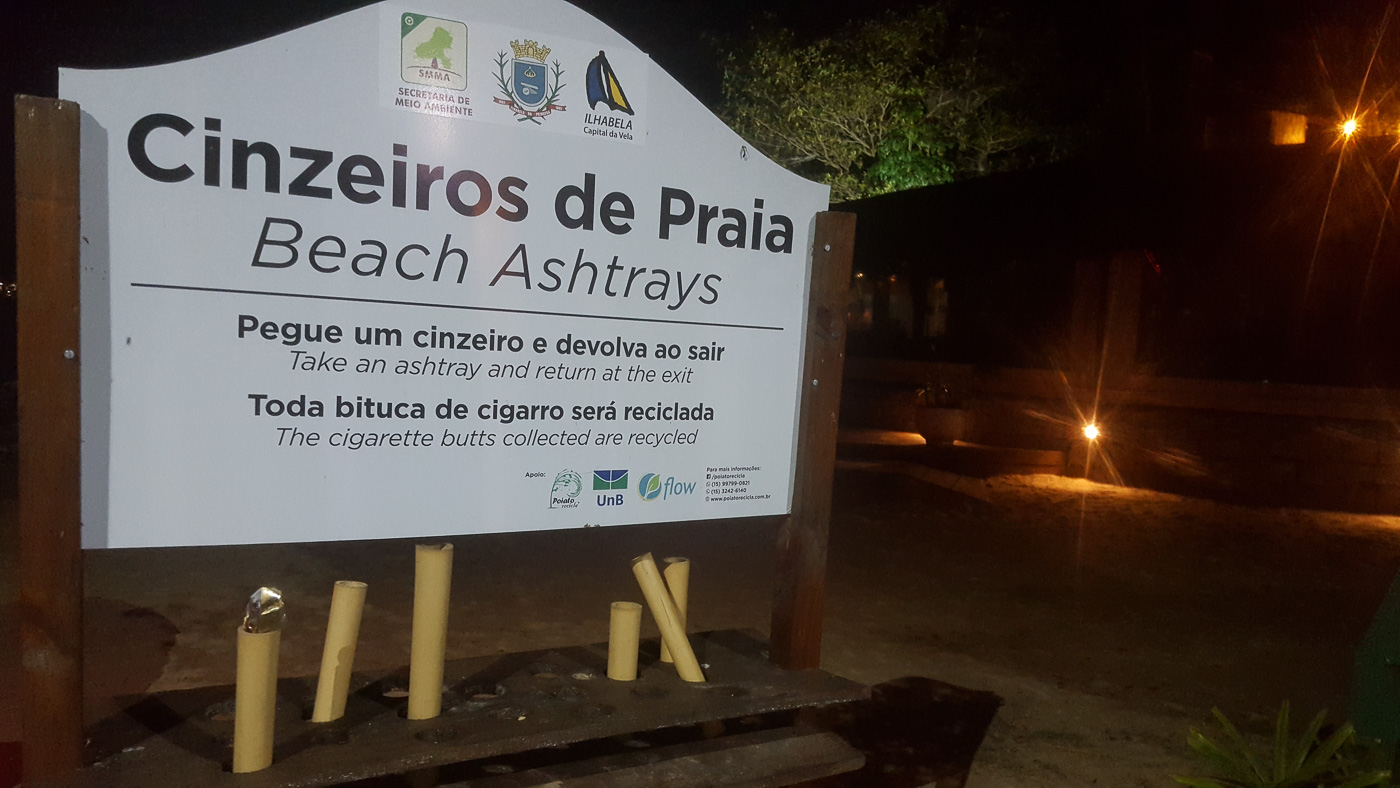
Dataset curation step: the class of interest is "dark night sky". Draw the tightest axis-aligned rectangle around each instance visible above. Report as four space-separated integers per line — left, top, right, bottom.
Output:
3 0 1391 115
0 0 1394 311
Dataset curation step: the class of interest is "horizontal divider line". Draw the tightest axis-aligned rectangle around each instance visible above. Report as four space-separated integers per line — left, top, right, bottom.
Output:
128 282 785 331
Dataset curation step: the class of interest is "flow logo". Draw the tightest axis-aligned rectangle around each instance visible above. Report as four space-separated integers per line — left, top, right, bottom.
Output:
637 473 696 502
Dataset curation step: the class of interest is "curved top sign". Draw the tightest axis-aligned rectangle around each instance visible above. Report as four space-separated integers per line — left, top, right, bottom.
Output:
60 0 829 548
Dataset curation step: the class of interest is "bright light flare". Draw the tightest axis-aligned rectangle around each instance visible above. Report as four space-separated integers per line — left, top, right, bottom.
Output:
1343 118 1358 137
1082 423 1100 441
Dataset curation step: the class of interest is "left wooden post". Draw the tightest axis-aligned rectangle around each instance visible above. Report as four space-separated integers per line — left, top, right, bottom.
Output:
15 94 85 782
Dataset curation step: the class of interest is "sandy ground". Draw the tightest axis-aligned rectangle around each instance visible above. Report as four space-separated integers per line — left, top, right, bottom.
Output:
6 462 1400 786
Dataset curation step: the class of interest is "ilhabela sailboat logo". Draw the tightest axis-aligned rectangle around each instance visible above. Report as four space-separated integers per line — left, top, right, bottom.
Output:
585 51 633 115
400 13 467 90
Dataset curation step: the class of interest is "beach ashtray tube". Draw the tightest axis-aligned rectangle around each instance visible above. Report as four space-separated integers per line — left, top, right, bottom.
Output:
659 557 690 664
234 586 284 773
408 543 453 720
630 553 705 682
607 601 643 681
312 580 368 723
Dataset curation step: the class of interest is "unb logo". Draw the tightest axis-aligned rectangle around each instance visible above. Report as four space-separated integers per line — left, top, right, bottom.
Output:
593 469 628 490
401 13 466 90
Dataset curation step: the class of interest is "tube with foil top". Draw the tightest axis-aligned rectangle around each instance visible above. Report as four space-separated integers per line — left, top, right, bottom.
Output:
312 580 367 723
659 557 690 664
408 543 453 720
630 553 705 682
243 586 285 633
234 587 284 773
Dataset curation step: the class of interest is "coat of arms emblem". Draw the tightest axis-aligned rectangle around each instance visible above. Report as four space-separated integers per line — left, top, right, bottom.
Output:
494 39 566 123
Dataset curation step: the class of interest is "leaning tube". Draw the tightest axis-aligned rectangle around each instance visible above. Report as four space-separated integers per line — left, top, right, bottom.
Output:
311 580 368 723
659 557 690 664
630 553 705 682
408 543 454 720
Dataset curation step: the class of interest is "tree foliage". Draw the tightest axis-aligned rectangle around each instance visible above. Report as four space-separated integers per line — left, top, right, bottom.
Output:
717 5 1085 201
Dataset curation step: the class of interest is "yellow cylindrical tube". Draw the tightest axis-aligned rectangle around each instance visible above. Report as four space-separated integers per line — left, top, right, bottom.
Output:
630 553 705 682
311 580 368 723
607 601 643 680
659 557 690 664
408 543 453 720
233 627 281 773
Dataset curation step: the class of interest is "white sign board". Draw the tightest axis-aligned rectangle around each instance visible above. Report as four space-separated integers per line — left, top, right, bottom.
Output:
60 0 829 548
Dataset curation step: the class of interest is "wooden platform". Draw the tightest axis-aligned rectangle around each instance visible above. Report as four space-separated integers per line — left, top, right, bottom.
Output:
923 441 1066 478
835 429 928 463
430 724 863 787
837 430 1066 477
54 631 866 788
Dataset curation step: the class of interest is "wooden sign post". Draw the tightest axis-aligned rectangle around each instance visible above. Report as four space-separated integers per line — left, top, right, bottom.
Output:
773 212 855 670
13 92 855 784
15 95 85 783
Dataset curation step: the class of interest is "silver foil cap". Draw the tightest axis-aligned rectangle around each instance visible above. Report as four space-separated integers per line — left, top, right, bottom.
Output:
242 586 285 633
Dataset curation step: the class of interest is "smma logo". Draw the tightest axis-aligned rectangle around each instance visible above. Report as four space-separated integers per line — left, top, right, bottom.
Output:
401 13 467 90
637 473 696 502
594 469 627 507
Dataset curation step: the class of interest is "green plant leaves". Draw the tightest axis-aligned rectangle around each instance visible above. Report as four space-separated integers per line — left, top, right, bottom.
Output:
1176 704 1391 788
1185 725 1263 785
1291 710 1327 775
1273 702 1289 782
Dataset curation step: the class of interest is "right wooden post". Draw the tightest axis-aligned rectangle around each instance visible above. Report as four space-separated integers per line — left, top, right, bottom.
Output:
771 211 856 671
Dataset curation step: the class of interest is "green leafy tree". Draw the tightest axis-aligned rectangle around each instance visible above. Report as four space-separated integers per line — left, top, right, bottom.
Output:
717 4 1083 201
415 27 454 70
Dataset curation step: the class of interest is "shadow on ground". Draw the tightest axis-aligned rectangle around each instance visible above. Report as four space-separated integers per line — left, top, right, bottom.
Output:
797 677 1003 788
